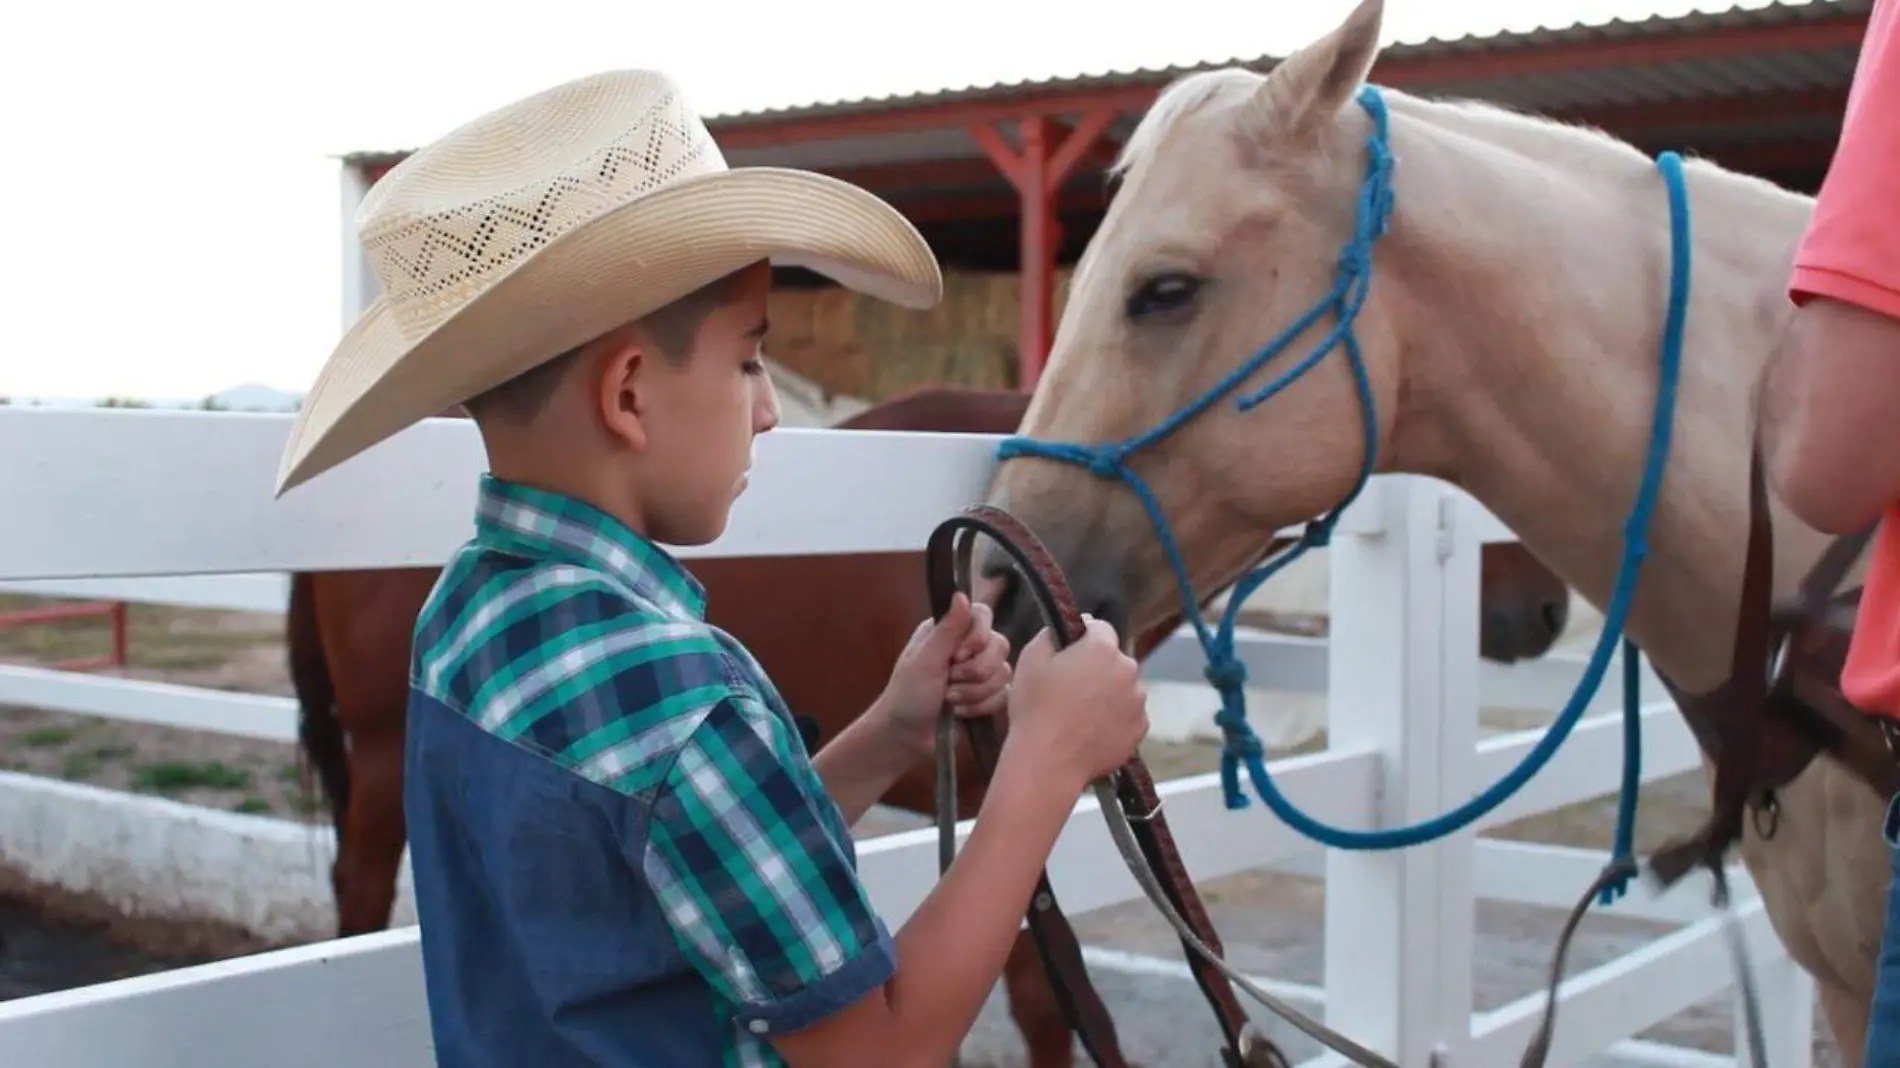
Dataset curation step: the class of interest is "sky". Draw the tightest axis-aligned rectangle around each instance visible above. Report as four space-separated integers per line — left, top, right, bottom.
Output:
0 0 1794 401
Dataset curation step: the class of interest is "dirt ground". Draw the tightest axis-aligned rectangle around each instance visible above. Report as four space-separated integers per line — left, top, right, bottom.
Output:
0 595 318 821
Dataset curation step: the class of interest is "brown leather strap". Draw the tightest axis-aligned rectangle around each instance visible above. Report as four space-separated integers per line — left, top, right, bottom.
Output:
926 506 1287 1068
1648 448 1780 885
1651 450 1888 884
1526 443 1889 1067
1109 758 1268 1067
927 513 1133 1068
961 715 1135 1068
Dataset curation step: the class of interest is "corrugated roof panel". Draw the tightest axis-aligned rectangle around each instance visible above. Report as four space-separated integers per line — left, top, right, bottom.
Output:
703 0 1868 124
342 0 1870 165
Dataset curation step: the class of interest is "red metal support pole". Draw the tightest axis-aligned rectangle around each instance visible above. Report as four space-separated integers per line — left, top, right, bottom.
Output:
970 106 1122 391
1017 116 1055 392
109 601 129 667
0 599 126 671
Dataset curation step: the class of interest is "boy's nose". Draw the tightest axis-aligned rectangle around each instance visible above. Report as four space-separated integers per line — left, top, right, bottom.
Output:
756 384 781 432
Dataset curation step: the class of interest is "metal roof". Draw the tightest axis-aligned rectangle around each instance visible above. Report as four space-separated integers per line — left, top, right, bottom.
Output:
340 0 1869 168
700 0 1868 127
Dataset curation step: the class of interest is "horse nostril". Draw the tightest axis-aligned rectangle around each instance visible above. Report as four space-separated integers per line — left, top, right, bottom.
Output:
1086 598 1129 636
982 564 1022 628
1540 599 1568 637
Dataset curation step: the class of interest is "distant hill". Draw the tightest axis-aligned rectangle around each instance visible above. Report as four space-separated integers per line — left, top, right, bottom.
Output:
0 383 304 411
205 383 302 412
3 360 853 419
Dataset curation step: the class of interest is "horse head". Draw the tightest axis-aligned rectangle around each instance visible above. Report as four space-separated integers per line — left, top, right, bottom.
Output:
981 0 1405 649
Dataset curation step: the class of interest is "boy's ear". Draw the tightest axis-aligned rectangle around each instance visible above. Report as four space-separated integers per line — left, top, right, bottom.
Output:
594 333 649 451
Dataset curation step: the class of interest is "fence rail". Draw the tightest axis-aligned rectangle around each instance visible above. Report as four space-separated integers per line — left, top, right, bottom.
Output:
0 408 1810 1067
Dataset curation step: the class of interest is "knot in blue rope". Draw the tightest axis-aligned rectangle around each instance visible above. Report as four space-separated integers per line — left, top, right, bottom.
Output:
1214 707 1260 746
1365 171 1394 233
1085 446 1126 479
1203 656 1249 691
1618 514 1652 566
1214 692 1265 809
1337 244 1371 278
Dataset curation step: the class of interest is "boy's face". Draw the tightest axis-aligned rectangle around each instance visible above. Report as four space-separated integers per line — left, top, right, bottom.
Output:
619 261 782 545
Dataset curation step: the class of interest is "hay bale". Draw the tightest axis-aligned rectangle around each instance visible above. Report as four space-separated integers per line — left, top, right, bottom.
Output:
768 268 1075 399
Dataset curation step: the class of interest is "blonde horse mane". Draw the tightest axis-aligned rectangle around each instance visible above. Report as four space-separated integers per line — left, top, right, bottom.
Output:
1111 64 1811 212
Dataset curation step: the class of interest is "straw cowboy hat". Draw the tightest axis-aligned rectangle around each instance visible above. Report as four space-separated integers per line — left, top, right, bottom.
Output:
274 68 943 495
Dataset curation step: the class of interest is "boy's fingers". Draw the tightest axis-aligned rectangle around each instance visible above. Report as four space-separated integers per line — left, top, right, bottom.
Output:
921 594 975 658
951 634 1010 681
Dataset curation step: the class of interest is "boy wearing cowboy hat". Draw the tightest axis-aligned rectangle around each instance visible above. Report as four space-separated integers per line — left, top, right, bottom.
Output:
276 70 1151 1067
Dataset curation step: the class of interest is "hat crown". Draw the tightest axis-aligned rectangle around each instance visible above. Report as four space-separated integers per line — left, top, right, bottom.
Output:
356 70 726 340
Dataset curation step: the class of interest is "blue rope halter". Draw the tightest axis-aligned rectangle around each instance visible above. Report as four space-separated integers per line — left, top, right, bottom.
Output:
997 83 1691 903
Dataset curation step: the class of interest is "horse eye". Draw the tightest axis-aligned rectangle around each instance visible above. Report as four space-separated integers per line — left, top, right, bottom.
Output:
1125 272 1204 321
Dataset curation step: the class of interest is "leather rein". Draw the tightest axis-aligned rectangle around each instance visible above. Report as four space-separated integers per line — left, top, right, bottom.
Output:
926 503 1395 1068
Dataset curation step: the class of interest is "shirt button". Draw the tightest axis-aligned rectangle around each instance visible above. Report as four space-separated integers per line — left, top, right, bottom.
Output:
748 1020 769 1034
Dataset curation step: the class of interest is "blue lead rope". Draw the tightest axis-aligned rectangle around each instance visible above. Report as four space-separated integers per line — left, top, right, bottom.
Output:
1605 637 1644 904
999 84 1691 902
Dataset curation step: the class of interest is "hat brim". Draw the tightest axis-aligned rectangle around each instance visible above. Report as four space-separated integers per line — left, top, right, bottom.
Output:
274 166 943 496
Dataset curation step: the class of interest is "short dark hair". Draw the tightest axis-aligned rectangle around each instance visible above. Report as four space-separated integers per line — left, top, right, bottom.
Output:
461 267 754 426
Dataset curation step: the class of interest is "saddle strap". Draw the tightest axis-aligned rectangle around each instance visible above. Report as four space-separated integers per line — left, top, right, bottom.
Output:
1649 448 1778 886
1530 446 1891 1068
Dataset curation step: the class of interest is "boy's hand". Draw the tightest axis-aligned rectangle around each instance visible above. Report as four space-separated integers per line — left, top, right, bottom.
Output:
876 592 1012 758
1006 616 1148 792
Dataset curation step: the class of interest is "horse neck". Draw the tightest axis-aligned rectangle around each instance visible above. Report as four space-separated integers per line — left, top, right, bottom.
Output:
1370 96 1830 690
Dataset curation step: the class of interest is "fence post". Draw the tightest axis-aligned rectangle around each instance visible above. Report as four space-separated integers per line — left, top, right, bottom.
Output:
1321 477 1477 1064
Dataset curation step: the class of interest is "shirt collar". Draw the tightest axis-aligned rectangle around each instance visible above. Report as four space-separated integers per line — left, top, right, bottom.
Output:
471 474 707 620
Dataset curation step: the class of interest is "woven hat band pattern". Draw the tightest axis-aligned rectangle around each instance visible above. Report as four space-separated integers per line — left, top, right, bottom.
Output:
359 82 722 341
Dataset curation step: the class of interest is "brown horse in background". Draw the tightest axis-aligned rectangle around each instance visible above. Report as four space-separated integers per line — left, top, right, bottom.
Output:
286 384 1571 1068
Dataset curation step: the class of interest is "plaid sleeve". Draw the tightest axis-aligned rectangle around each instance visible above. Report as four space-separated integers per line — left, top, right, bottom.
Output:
643 691 897 1036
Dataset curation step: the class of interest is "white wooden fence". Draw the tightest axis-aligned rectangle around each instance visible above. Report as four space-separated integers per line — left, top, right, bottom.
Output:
0 406 1814 1067
0 572 1631 753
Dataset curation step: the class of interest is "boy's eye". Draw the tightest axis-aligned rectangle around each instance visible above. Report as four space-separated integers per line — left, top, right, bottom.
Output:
742 358 765 376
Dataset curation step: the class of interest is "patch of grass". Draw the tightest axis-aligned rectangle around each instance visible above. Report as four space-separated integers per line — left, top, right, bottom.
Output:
233 796 272 815
21 727 76 747
60 753 99 782
130 760 252 794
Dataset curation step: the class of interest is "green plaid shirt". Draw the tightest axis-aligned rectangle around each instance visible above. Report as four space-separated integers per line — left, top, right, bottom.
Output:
403 474 896 1068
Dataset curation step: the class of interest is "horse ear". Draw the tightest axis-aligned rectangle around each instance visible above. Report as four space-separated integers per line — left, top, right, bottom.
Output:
1246 0 1384 144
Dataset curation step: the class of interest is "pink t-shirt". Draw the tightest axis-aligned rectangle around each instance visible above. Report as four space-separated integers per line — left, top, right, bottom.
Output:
1788 0 1900 717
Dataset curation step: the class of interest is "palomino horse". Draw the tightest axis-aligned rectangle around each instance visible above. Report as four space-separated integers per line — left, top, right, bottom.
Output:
977 0 1884 1060
288 384 1571 1066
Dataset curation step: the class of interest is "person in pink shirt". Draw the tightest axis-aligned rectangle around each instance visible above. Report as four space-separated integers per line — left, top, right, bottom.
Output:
1762 0 1900 1058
